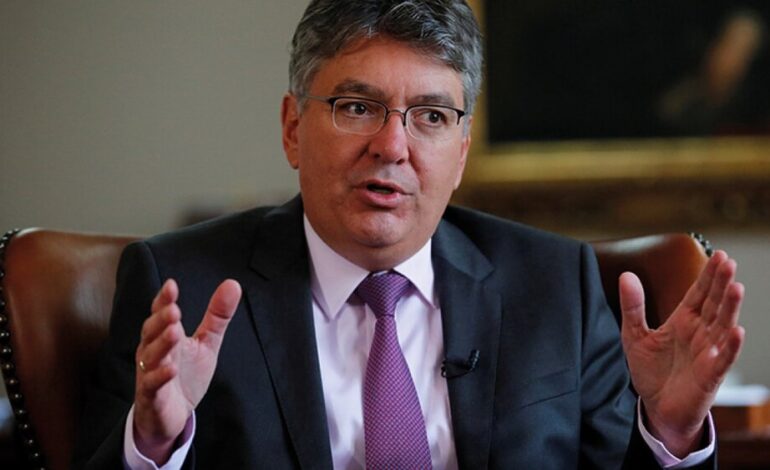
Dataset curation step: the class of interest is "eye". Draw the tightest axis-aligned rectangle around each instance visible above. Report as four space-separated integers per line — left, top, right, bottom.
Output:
336 99 377 118
411 107 451 127
426 110 446 124
347 102 369 115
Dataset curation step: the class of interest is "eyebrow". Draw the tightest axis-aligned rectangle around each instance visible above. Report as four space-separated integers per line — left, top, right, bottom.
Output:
330 80 461 109
411 93 459 108
331 80 386 101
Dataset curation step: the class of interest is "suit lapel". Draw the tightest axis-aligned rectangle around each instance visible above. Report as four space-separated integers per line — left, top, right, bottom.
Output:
240 199 504 468
433 219 502 469
245 197 333 469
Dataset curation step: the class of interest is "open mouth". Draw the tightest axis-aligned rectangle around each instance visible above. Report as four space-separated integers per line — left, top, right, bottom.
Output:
367 183 396 195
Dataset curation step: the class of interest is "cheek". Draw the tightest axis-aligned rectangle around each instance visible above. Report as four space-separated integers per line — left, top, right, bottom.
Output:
451 156 466 189
297 140 359 197
418 152 465 195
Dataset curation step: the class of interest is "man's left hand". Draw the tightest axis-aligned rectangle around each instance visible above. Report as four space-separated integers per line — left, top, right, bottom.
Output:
619 250 745 457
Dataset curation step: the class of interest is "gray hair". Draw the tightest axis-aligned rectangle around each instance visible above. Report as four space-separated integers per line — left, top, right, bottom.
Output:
289 0 483 115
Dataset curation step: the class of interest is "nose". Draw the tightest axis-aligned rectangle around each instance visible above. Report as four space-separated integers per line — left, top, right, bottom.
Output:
367 111 409 164
384 109 408 127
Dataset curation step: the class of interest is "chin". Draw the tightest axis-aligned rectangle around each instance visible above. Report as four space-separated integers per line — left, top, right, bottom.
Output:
353 227 405 249
348 214 410 248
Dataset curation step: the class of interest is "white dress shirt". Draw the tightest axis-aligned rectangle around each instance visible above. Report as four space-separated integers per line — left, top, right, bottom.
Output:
304 216 457 469
124 214 714 469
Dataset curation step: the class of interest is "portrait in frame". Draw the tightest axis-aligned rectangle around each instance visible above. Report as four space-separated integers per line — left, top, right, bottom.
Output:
458 0 770 234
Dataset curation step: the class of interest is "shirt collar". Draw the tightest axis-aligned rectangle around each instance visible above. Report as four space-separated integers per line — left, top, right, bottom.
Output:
303 215 436 320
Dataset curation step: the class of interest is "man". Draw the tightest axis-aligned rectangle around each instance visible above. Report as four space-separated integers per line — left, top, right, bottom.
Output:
75 1 745 468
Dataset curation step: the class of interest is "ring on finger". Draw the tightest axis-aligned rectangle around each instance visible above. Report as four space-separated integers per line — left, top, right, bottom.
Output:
138 359 147 372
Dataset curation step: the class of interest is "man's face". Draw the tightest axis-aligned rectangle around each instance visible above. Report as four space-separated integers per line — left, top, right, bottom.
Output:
282 37 471 270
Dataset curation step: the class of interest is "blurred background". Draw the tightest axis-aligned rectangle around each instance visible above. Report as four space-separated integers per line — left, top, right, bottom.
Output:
1 0 768 458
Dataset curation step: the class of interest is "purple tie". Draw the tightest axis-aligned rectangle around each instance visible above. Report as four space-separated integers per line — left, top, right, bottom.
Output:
356 272 432 470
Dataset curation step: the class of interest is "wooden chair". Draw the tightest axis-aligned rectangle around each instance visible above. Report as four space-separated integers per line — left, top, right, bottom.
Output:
0 228 710 469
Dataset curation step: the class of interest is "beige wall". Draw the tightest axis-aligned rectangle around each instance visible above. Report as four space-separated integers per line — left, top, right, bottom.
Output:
1 1 767 388
0 1 306 235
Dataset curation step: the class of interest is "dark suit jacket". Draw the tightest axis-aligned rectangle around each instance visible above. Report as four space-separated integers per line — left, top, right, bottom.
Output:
74 196 714 469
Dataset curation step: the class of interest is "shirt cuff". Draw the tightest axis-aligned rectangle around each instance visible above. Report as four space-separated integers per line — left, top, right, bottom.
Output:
123 405 196 470
637 400 715 469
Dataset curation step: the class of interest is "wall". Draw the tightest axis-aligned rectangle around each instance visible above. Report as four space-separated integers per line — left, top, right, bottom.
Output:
0 1 306 235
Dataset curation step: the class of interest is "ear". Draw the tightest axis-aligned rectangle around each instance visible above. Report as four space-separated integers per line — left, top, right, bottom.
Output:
453 115 472 189
281 93 301 169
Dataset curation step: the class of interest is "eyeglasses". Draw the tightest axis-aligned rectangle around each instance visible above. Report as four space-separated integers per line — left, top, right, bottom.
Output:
301 95 466 142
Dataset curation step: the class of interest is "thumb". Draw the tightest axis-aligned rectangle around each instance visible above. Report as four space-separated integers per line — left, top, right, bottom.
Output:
195 279 242 348
619 272 649 339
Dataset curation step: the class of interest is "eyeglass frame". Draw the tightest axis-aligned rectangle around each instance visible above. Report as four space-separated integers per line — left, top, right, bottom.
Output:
299 94 467 141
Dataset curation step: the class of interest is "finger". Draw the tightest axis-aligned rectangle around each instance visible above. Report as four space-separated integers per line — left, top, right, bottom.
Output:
619 272 649 339
708 282 744 344
139 302 182 349
139 321 184 372
711 326 745 383
151 279 179 313
136 363 178 400
717 282 744 329
680 250 727 312
701 257 737 326
194 279 242 349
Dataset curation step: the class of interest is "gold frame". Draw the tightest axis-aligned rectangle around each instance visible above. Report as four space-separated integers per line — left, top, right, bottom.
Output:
458 0 770 233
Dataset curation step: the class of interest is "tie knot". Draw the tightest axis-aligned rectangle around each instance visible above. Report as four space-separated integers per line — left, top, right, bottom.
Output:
355 271 411 319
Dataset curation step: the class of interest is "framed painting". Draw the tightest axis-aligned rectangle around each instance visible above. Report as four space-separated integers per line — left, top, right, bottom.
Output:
458 0 770 233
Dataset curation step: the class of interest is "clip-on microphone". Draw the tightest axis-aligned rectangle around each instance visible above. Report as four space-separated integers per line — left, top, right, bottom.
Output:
441 349 480 379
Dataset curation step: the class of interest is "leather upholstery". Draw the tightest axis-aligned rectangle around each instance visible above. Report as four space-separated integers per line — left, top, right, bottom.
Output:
592 233 710 328
0 229 138 470
0 229 708 469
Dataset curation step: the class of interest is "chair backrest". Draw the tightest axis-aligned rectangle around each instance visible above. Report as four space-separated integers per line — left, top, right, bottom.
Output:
0 228 138 470
0 228 710 469
591 233 712 328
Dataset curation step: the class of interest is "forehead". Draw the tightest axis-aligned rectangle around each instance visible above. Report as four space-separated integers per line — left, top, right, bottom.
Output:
309 37 464 107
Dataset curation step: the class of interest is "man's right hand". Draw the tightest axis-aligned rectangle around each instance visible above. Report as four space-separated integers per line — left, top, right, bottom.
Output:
133 278 242 465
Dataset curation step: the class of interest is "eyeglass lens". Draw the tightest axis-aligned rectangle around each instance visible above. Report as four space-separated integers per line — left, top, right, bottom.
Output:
331 97 461 141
